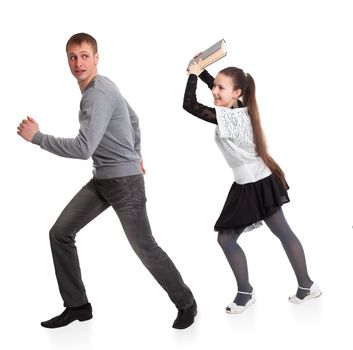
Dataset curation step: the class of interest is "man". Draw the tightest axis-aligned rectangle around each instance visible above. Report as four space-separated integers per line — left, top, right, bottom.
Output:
17 33 196 329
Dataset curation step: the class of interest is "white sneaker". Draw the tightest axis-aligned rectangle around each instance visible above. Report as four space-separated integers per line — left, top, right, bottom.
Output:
226 290 256 314
288 283 322 304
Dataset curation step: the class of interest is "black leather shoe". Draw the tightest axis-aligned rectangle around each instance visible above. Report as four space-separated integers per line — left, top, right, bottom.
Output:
172 300 197 329
41 303 93 328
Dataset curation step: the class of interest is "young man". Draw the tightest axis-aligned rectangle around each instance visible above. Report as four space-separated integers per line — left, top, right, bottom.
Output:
17 33 196 329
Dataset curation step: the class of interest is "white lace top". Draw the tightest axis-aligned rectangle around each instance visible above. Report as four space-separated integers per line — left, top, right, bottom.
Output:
215 106 271 184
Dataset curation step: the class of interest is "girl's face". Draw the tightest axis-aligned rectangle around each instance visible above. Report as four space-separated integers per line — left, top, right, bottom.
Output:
212 73 241 108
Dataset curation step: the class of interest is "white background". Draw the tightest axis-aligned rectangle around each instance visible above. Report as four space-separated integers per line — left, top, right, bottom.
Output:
1 0 352 349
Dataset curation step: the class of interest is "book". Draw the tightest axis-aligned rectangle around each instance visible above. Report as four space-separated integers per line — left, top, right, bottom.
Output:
191 39 227 69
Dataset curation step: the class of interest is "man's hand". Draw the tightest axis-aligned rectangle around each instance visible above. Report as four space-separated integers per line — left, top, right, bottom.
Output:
140 159 146 175
17 116 39 142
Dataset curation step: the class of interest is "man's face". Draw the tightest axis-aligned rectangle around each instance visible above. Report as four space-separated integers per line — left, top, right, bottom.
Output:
67 41 99 86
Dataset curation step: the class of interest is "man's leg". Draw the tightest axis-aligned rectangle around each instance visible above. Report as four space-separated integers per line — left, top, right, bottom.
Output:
96 175 195 311
49 179 110 307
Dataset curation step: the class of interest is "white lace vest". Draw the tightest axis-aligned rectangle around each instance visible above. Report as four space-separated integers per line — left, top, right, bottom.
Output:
215 107 271 184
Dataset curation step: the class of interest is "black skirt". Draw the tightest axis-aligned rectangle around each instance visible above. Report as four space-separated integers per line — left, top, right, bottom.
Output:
214 173 290 234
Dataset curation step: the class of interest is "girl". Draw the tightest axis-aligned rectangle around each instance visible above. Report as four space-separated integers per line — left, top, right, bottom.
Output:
183 59 321 314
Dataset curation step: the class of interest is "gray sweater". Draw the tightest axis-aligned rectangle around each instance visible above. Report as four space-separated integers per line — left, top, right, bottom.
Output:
32 75 142 179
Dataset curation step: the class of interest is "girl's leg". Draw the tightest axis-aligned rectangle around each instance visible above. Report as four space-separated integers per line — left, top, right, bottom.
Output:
217 230 253 305
264 208 313 298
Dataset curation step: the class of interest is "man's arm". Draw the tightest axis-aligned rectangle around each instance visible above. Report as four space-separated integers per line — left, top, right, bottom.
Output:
18 89 113 160
124 99 146 174
124 99 141 158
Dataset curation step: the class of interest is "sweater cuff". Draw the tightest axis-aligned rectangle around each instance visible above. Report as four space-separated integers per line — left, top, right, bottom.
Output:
32 130 43 145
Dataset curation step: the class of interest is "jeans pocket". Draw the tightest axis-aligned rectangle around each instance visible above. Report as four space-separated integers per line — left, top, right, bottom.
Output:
104 175 147 208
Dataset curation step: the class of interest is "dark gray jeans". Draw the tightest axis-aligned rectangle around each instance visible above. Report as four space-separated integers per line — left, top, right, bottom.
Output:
49 175 194 309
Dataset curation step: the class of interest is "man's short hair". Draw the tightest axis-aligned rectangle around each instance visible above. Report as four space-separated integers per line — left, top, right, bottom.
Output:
66 33 98 54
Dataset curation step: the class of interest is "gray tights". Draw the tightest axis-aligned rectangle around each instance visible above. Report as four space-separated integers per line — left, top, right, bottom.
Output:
217 208 312 304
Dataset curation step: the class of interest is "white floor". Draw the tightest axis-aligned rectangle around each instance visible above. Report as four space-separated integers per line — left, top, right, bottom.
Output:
2 184 351 350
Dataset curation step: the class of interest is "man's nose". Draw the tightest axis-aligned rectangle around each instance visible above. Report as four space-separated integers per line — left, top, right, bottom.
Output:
76 58 83 67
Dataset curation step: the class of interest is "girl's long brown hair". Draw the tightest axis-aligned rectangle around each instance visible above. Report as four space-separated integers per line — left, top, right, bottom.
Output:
219 67 286 186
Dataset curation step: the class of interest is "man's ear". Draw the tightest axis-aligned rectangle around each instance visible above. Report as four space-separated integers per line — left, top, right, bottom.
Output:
95 53 99 65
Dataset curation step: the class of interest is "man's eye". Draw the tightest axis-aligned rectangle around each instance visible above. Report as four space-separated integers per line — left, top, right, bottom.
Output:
82 55 88 59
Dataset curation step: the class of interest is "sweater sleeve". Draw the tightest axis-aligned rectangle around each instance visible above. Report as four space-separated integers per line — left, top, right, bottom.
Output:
124 99 142 158
182 74 218 124
31 89 113 160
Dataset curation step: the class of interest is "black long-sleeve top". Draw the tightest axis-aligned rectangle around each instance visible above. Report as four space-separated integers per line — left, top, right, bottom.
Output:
182 70 243 124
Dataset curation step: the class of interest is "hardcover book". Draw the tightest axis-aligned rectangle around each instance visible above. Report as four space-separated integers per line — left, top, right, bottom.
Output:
195 39 227 69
